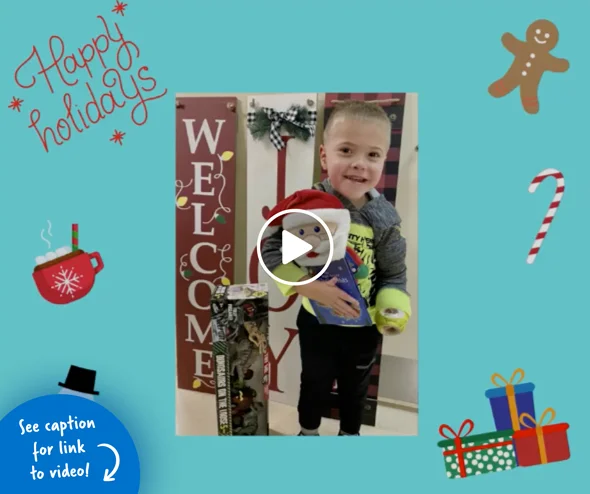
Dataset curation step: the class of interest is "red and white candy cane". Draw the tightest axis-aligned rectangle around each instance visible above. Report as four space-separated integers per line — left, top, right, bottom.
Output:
527 168 565 264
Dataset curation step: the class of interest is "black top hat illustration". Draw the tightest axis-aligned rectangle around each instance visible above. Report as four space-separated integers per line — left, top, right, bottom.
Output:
58 365 100 396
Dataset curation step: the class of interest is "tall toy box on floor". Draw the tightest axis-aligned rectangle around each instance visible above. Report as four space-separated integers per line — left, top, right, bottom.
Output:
210 283 270 436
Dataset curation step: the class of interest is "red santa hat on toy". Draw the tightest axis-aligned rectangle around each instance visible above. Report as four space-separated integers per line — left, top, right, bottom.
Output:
265 190 349 234
263 189 351 264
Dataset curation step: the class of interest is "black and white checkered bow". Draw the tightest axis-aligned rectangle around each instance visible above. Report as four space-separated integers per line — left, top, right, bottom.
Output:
247 107 317 150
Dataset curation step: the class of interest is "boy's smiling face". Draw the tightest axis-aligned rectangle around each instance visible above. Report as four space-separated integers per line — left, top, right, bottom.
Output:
320 117 390 205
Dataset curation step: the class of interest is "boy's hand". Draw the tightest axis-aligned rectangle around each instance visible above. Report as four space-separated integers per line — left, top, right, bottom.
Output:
296 277 360 319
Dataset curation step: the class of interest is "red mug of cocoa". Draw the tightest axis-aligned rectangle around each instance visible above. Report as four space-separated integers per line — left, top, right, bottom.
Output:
33 250 104 304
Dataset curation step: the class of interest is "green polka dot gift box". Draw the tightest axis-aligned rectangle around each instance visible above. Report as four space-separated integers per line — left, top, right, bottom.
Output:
438 419 517 479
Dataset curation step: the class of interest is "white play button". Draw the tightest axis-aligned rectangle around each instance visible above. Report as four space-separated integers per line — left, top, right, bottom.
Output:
256 208 335 287
281 230 313 265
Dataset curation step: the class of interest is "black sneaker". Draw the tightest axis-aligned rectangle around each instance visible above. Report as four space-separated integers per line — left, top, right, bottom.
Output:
338 431 360 436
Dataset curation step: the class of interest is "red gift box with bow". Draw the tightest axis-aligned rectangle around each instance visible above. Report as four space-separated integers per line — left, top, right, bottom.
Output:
512 407 570 467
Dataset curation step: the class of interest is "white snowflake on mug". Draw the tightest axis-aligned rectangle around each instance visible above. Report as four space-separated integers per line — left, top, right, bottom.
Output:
51 267 84 298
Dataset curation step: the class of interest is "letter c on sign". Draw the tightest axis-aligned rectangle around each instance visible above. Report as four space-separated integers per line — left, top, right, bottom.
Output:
190 243 217 275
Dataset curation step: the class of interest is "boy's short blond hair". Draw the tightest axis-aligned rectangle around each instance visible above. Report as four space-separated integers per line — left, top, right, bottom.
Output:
324 100 392 140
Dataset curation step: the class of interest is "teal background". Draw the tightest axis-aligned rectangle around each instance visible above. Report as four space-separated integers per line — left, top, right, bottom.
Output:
0 0 586 492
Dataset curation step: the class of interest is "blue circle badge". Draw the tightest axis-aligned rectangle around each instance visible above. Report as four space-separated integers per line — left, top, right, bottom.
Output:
0 394 140 493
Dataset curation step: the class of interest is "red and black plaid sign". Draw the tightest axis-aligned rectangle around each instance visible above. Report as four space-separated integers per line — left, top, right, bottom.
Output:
321 92 406 427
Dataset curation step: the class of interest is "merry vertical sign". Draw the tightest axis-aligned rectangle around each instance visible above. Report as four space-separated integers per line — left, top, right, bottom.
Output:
176 96 237 393
245 93 318 408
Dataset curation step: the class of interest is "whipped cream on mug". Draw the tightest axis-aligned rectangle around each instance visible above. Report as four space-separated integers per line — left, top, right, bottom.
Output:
35 246 73 266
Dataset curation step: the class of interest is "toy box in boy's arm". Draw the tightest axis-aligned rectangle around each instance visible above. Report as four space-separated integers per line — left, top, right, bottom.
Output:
263 232 373 326
308 246 372 326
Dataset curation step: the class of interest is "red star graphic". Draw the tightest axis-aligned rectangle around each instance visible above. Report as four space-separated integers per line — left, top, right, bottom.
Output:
110 130 126 145
8 97 24 112
112 0 128 16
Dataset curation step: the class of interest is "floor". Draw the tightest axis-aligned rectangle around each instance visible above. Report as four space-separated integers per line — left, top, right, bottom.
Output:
176 388 418 436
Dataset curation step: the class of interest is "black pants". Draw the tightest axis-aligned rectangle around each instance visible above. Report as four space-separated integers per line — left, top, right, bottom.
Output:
297 307 381 435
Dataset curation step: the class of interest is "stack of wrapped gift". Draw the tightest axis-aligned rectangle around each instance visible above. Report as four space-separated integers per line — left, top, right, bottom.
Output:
438 368 571 479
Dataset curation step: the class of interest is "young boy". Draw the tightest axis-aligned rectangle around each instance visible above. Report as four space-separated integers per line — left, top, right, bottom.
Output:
261 100 411 436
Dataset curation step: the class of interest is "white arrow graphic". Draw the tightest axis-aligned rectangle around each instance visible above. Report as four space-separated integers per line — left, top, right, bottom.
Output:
98 443 120 482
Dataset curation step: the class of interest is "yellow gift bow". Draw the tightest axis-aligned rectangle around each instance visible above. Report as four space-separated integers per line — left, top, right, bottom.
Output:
490 368 525 430
519 407 556 464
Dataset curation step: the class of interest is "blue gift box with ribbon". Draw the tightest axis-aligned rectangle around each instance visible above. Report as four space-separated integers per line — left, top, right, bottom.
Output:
484 368 536 432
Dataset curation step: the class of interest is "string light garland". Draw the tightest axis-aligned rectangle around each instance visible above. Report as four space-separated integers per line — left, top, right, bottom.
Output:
179 253 191 280
212 244 233 286
176 151 234 224
175 179 193 210
193 377 215 390
203 151 233 225
177 149 234 284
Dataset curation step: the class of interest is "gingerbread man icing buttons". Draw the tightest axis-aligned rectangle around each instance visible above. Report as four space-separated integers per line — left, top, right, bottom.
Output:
488 20 569 114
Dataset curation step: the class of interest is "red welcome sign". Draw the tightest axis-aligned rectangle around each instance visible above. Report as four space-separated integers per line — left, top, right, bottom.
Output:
175 96 237 393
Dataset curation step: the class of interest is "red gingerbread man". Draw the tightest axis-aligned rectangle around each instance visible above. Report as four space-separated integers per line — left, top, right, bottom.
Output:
488 20 569 114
